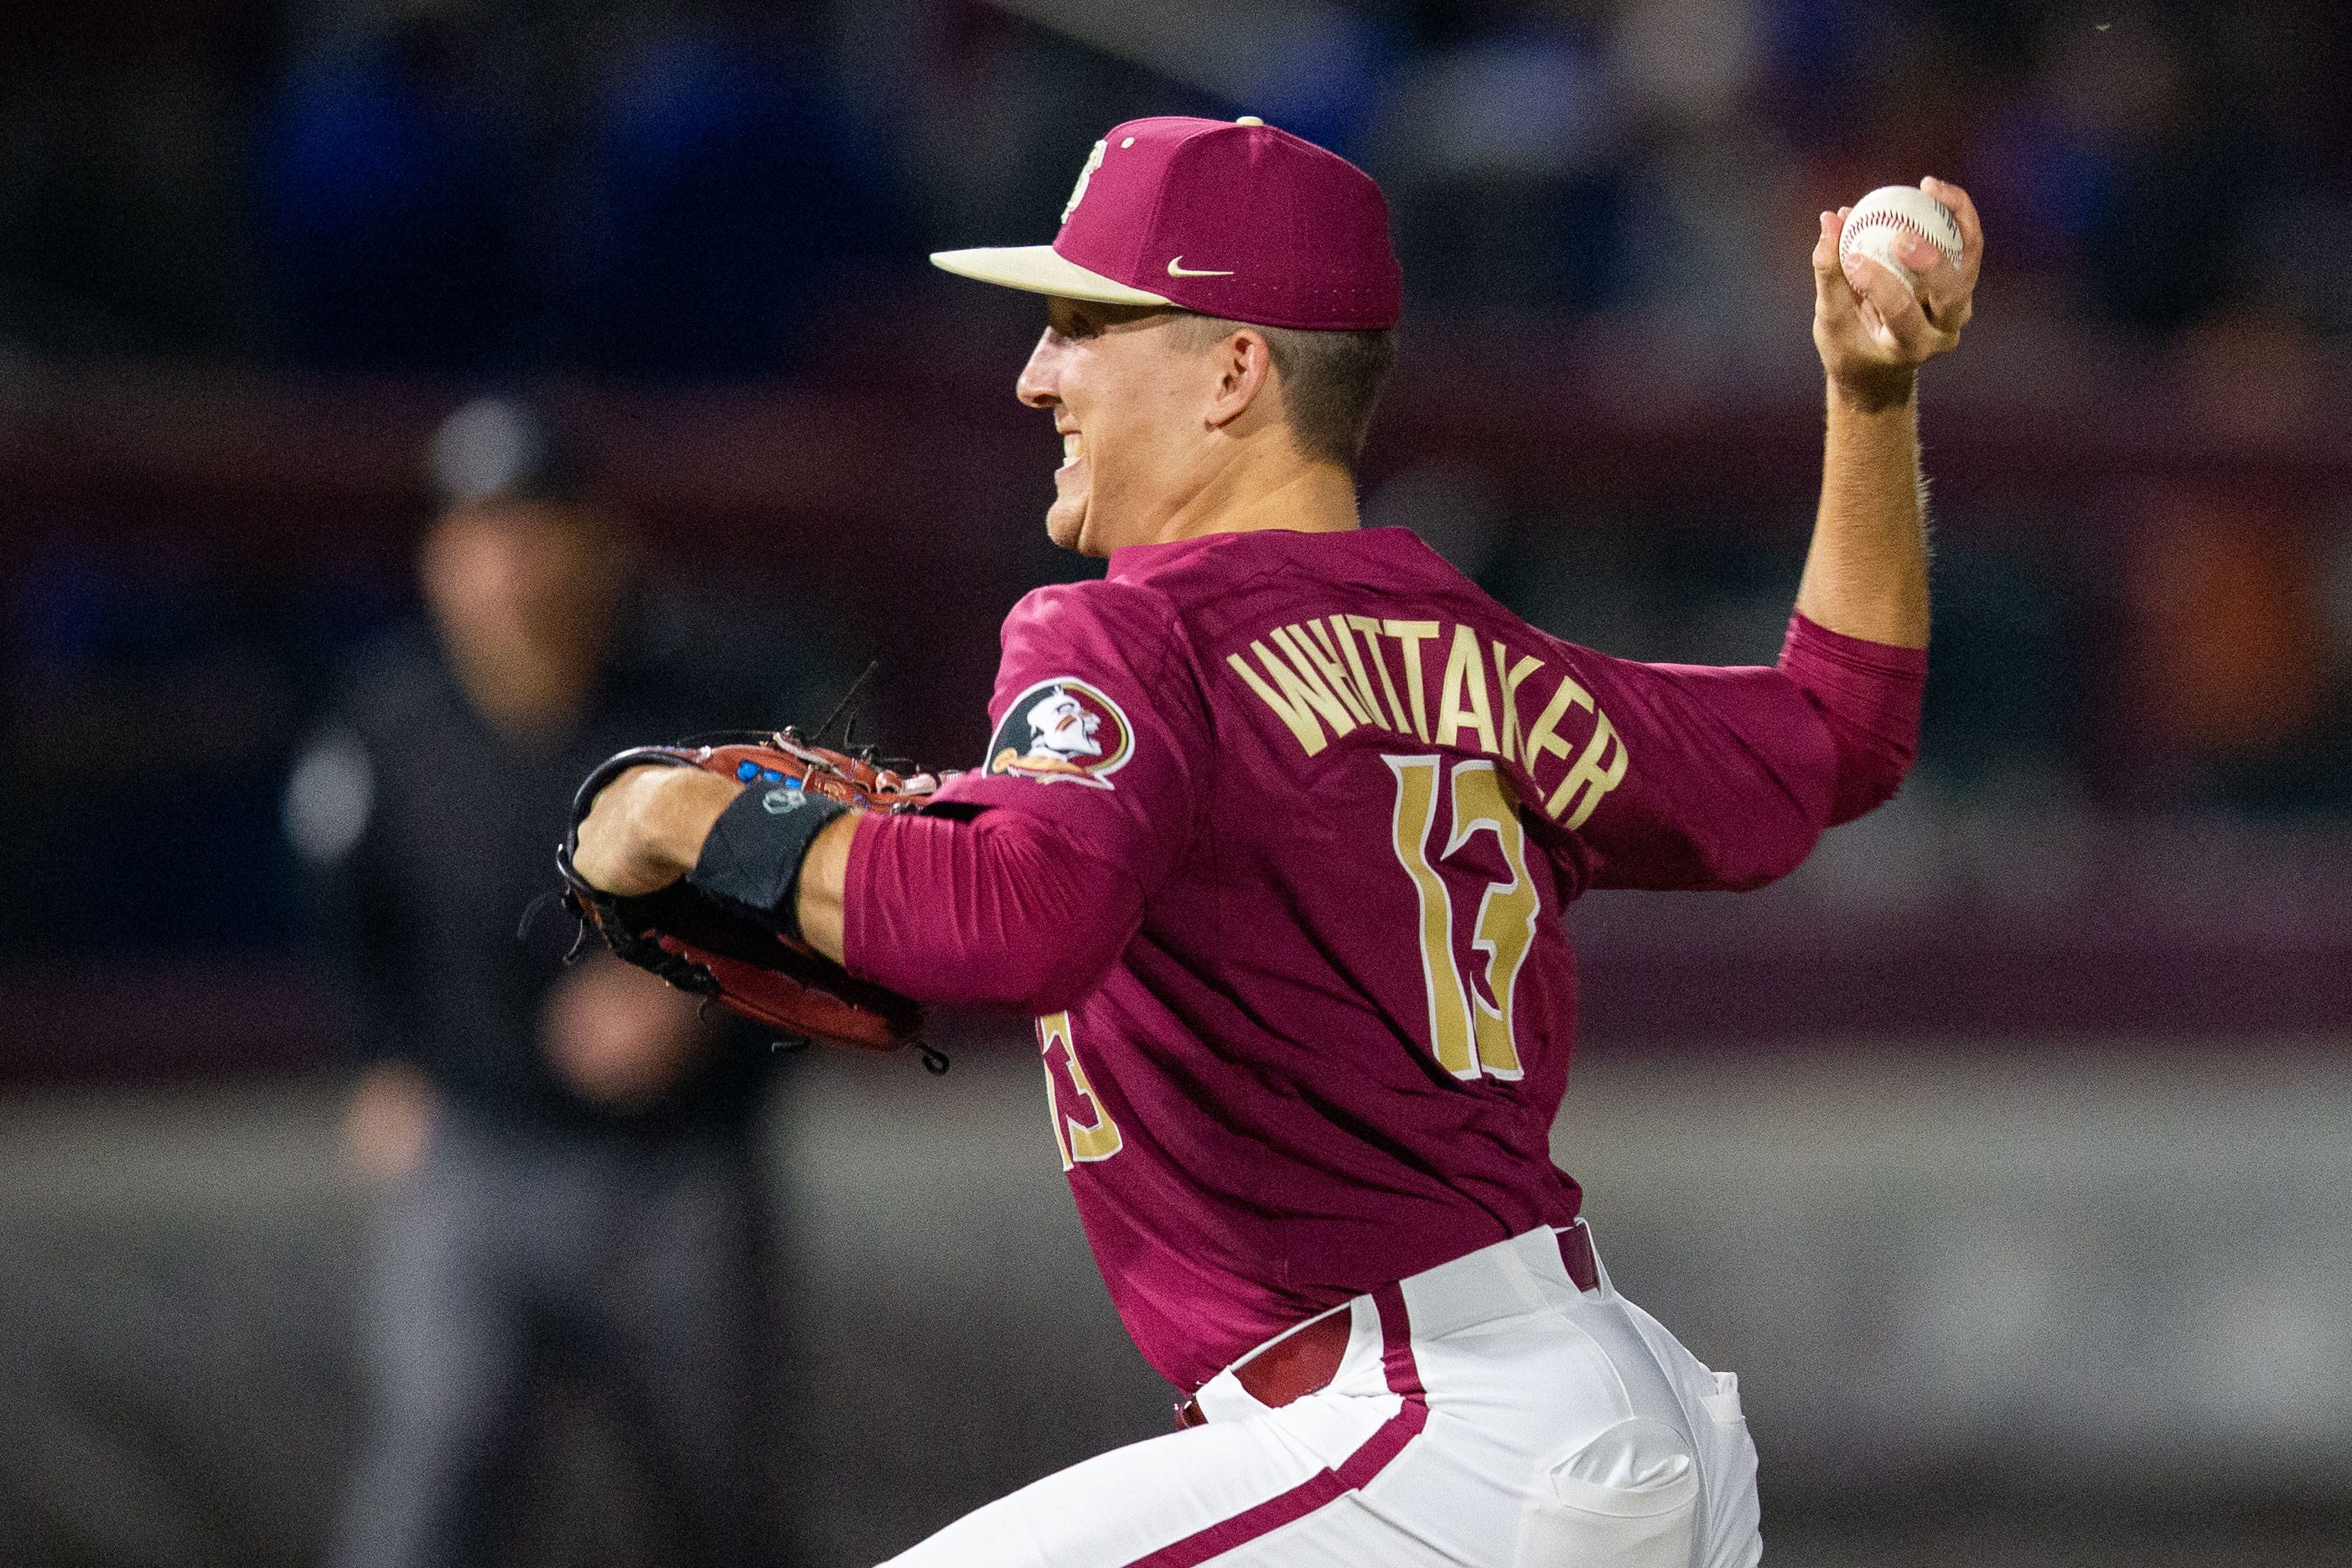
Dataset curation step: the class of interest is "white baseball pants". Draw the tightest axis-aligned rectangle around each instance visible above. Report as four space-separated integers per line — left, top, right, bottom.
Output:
881 1224 1763 1567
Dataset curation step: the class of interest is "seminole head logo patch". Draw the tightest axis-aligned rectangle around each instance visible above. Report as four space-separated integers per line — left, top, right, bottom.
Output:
986 679 1132 789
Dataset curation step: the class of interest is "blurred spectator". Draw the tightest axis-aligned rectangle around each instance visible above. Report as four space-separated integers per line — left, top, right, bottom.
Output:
254 6 531 372
2120 309 2350 813
289 396 822 1566
2131 498 2329 754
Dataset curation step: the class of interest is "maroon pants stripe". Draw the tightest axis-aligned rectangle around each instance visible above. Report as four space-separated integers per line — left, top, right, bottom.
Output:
1127 1285 1427 1568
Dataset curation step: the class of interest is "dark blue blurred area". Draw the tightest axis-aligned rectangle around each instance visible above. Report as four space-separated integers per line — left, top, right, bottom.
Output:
2 0 2349 999
558 21 906 379
251 6 909 379
256 22 533 372
8 0 2346 369
2 540 400 957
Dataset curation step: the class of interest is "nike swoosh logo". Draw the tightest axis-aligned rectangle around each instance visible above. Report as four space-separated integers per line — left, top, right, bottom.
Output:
1166 256 1235 277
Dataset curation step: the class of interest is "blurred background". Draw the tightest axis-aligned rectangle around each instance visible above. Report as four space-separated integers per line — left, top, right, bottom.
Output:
3 0 2349 1565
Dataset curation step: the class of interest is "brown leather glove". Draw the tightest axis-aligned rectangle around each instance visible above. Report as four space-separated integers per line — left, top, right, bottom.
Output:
557 731 949 1070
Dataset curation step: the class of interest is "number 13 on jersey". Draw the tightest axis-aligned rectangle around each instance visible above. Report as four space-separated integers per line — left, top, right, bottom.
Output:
1386 756 1540 1081
1039 1011 1123 1170
1037 756 1540 1169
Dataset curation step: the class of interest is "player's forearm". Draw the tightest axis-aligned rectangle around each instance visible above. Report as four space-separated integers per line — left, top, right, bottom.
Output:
793 814 857 963
1793 379 1929 650
576 761 861 963
835 809 1142 1012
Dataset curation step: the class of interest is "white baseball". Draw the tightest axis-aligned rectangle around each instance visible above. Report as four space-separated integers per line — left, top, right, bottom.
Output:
1837 185 1963 298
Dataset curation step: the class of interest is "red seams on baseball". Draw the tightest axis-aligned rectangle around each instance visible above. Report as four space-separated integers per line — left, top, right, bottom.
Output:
1837 186 1962 292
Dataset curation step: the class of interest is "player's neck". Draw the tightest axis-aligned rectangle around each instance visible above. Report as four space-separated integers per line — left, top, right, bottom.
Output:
1152 452 1360 546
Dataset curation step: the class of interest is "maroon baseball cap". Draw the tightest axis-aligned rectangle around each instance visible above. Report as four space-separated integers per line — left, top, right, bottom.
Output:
931 116 1402 331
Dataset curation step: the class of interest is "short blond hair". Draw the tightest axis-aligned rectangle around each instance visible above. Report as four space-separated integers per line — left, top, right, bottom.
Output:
1172 313 1396 468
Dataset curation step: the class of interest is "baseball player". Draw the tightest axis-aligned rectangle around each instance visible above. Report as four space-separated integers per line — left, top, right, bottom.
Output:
574 116 1976 1566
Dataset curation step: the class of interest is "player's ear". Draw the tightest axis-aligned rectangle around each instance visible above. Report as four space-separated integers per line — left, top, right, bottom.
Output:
1204 326 1275 432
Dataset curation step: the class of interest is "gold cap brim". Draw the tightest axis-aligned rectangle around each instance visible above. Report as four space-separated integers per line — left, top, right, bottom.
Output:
929 245 1173 308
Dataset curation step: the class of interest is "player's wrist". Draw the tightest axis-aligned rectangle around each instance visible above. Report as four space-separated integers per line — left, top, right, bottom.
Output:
790 812 859 965
683 777 852 944
1825 365 1917 417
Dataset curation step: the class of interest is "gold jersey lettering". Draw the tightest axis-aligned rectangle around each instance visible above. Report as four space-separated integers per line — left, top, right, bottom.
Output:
1386 755 1474 1077
1521 669 1596 774
1039 1012 1122 1168
1344 613 1413 733
1493 642 1544 764
1329 617 1396 735
1228 636 1356 757
1267 626 1367 737
1445 763 1536 1079
1382 619 1440 742
1435 623 1500 756
1521 667 1629 826
1293 620 1381 728
1386 756 1539 1080
1546 710 1629 829
1230 613 1627 831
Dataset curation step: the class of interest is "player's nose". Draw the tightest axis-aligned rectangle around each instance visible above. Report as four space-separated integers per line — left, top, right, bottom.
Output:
1016 329 1060 410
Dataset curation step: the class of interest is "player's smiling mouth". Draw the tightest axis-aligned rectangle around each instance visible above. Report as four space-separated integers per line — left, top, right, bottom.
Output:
1060 432 1085 470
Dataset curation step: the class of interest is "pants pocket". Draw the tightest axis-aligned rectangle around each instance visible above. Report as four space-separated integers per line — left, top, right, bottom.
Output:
1515 1416 1700 1568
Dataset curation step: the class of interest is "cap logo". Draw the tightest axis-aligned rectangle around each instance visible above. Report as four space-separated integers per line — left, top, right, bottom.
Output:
1165 256 1235 277
1060 140 1107 226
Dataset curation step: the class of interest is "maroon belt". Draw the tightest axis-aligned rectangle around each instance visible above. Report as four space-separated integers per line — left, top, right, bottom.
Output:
1175 1225 1598 1430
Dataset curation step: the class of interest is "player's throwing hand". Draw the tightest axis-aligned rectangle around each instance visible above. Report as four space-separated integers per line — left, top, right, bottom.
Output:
1813 175 1982 407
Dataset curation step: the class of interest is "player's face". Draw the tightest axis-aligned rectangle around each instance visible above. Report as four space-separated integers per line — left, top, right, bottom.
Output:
1017 298 1224 556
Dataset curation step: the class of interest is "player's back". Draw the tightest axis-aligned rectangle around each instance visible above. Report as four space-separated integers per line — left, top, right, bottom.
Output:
984 525 1842 1389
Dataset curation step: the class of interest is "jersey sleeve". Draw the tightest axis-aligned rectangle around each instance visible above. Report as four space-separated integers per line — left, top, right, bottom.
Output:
1565 615 1925 893
841 579 1208 1010
1775 613 1926 825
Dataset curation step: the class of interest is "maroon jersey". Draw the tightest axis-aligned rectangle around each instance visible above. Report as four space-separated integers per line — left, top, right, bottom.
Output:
846 526 1921 1390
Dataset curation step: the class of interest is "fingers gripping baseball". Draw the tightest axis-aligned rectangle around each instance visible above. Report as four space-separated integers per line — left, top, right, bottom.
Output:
1813 178 1981 406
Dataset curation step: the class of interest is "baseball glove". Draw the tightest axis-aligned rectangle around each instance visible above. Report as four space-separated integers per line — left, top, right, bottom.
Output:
555 730 950 1072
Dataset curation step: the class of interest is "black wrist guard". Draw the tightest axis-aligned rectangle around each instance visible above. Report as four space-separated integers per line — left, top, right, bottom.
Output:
684 780 852 944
